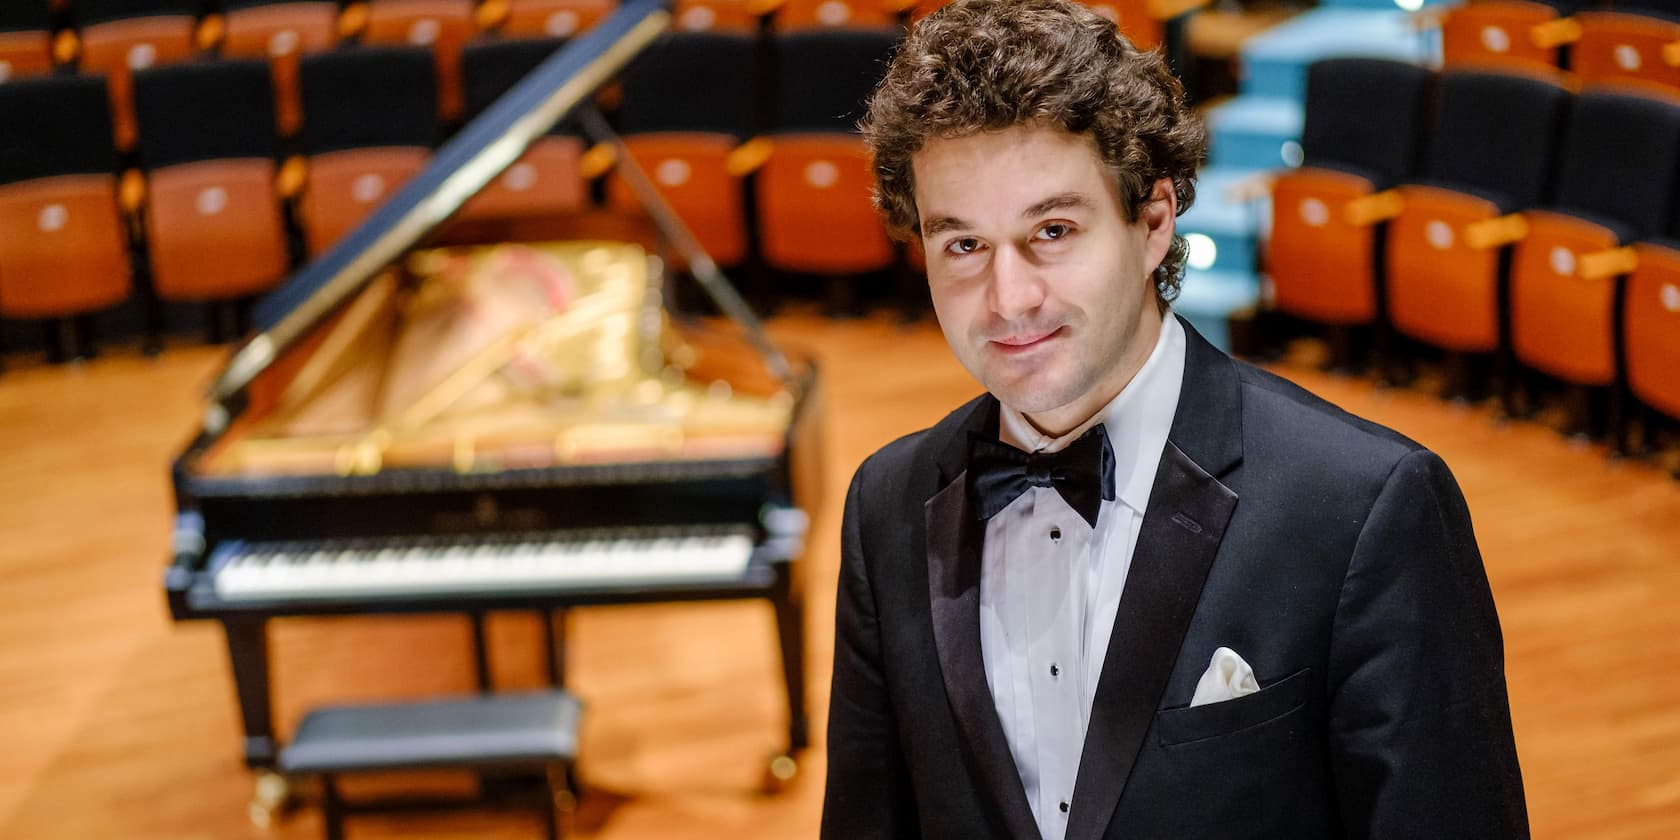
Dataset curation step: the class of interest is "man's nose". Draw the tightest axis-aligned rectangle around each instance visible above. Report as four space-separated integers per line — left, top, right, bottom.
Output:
988 245 1046 320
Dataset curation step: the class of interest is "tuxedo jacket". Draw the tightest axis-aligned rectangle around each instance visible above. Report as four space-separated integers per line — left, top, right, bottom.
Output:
821 317 1528 839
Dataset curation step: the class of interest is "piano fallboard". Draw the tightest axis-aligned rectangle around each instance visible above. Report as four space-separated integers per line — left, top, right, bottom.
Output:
176 454 791 548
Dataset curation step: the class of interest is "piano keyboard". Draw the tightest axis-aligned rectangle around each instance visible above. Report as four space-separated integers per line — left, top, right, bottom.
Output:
210 529 757 602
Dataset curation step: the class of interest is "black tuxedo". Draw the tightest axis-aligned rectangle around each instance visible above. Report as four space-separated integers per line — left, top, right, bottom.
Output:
821 317 1527 839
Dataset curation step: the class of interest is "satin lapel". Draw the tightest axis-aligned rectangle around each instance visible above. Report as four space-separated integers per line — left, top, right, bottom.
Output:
926 471 1042 840
1062 442 1239 840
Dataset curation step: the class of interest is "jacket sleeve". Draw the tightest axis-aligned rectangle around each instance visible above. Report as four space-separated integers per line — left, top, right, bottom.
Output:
821 459 918 838
1328 448 1530 838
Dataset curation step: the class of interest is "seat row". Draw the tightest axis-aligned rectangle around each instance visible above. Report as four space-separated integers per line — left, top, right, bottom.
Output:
1260 57 1680 455
0 26 904 361
1433 0 1680 98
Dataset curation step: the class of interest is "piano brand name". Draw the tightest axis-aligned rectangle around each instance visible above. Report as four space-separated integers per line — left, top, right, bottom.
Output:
432 495 548 532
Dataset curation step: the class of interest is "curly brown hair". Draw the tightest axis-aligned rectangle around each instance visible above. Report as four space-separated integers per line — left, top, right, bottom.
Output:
861 0 1208 301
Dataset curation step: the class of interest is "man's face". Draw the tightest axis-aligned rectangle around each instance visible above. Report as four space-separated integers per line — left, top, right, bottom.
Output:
911 123 1176 435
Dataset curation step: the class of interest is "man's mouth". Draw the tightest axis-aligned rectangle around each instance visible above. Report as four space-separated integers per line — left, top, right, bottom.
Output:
989 327 1061 352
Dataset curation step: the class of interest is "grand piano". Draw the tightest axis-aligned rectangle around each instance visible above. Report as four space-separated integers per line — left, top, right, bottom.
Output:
163 0 822 812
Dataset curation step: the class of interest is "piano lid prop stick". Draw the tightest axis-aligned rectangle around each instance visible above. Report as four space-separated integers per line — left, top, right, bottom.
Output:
576 106 798 394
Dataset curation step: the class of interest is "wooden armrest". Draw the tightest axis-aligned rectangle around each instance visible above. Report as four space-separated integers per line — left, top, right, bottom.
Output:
120 169 146 215
52 30 78 65
1464 214 1529 250
748 0 788 15
725 137 774 177
1147 0 1212 20
881 0 922 12
475 0 510 30
1529 18 1582 49
1662 40 1680 68
1341 190 1404 227
580 143 619 179
196 14 226 52
277 156 308 200
1223 171 1278 203
338 3 370 39
1577 246 1638 280
1410 7 1451 29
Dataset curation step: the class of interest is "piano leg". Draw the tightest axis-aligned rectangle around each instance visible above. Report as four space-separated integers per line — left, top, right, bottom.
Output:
223 617 277 767
767 563 807 789
545 609 569 687
471 612 493 693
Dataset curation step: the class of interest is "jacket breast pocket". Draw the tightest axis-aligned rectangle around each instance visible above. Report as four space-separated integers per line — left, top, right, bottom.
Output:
1153 666 1312 747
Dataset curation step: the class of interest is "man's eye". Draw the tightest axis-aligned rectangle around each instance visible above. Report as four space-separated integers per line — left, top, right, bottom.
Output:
946 237 982 255
1036 223 1071 241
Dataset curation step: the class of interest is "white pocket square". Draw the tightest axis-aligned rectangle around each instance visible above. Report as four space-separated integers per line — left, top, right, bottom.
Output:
1190 647 1260 707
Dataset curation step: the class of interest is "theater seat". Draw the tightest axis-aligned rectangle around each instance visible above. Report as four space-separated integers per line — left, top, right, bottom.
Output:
296 47 440 255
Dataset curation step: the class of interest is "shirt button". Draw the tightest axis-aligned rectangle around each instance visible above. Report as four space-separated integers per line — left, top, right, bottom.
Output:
1049 663 1060 678
1049 526 1062 542
1059 800 1070 814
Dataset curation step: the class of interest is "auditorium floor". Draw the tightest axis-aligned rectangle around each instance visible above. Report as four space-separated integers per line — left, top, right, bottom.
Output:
1 309 1677 838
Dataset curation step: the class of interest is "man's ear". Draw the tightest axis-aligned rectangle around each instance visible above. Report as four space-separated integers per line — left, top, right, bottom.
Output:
1142 177 1178 271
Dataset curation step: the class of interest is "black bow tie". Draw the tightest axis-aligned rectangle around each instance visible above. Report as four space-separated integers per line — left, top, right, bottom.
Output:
967 424 1116 528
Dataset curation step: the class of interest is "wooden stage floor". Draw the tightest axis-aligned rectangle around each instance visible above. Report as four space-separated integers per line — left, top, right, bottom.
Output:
1 310 1677 838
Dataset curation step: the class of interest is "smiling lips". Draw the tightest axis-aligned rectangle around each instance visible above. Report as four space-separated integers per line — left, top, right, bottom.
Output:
990 327 1062 352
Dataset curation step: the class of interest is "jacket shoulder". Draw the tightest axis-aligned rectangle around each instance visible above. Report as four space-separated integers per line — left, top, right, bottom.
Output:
1232 361 1429 478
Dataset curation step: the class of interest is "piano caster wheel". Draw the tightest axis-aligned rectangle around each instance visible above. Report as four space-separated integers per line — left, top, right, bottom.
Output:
762 754 798 793
248 770 293 829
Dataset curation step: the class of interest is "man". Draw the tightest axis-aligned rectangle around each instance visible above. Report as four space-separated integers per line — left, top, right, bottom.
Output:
821 1 1528 838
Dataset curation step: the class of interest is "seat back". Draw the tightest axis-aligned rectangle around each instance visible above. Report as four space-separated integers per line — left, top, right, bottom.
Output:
619 30 758 138
219 1 341 137
1550 90 1680 237
361 0 478 121
1300 58 1434 190
1427 69 1573 209
770 26 896 134
133 59 290 300
299 45 441 155
0 74 131 317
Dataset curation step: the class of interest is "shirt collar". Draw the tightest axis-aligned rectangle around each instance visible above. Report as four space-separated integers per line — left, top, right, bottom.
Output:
998 310 1186 514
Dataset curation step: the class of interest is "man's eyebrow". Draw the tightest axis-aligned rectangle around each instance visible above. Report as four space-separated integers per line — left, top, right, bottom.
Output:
1022 192 1094 219
920 215 970 237
919 193 1094 238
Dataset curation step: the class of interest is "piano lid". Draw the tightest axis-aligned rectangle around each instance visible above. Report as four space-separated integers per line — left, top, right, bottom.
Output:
206 0 759 429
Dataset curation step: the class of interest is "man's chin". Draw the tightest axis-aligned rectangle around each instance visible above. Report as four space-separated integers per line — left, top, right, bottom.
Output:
983 377 1076 417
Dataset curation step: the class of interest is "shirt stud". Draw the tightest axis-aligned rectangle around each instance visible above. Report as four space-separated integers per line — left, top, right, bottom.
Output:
1059 800 1070 814
1049 526 1062 542
1050 663 1060 678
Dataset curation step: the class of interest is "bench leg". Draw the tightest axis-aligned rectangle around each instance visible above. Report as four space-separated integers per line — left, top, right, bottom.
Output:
321 774 345 840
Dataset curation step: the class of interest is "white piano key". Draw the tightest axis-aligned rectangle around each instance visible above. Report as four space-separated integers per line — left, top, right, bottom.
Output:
212 529 757 602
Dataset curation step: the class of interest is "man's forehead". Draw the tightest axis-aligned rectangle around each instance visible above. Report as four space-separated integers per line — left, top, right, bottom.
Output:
912 126 1114 234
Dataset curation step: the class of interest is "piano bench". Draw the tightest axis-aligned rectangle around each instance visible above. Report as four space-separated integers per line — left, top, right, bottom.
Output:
278 689 583 840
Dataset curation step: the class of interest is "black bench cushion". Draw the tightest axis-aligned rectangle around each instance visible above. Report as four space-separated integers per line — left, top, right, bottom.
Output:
280 690 582 774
